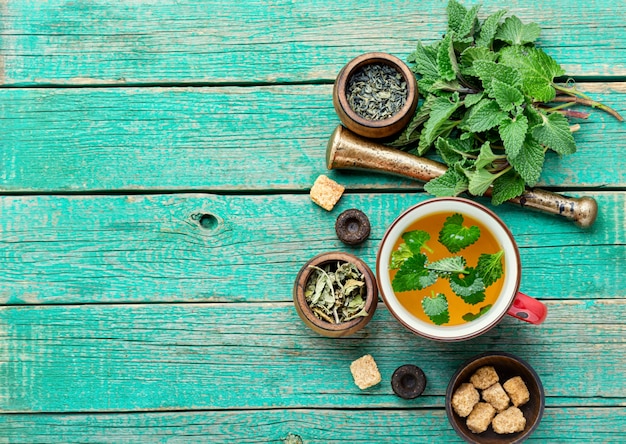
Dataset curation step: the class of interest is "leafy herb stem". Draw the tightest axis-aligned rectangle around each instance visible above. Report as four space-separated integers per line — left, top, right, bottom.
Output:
542 101 575 112
537 102 590 119
488 164 513 178
313 307 334 323
551 87 624 122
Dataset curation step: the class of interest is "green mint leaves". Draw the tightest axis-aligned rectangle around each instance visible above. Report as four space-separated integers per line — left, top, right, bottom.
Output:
422 293 450 325
392 253 438 293
495 16 541 46
403 230 433 254
392 0 623 205
462 304 492 322
439 213 481 253
390 213 504 325
450 268 486 304
476 251 505 286
426 256 467 275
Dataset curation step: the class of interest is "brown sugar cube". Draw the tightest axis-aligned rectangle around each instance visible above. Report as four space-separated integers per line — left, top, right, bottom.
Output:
349 354 381 390
503 376 531 407
310 174 345 211
466 402 497 434
451 383 480 418
492 406 527 434
482 383 511 412
470 366 500 390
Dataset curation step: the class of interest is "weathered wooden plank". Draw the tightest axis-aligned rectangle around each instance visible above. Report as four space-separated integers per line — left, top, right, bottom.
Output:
0 407 624 443
1 0 625 86
0 192 623 305
0 84 624 193
1 300 624 413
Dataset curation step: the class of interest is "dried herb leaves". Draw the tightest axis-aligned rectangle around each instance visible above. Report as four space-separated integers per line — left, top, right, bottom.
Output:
304 261 369 324
347 63 408 121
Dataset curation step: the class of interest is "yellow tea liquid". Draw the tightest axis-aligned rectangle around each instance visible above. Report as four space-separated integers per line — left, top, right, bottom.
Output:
389 211 505 326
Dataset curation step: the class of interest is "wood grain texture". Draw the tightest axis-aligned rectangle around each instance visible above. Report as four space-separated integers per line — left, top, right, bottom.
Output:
1 300 624 413
1 1 625 440
1 192 623 305
1 84 624 193
1 0 625 86
1 407 624 443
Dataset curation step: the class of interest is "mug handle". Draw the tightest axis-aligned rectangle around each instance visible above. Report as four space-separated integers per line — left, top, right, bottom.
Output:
506 292 548 324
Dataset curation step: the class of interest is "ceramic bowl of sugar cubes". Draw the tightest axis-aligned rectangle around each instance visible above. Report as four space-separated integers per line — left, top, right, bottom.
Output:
446 352 545 443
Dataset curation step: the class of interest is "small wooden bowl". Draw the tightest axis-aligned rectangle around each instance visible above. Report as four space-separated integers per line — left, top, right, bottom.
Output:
446 352 545 444
293 252 378 337
333 52 418 139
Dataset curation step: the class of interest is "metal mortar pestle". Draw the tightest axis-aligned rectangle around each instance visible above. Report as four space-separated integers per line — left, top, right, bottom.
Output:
326 125 598 228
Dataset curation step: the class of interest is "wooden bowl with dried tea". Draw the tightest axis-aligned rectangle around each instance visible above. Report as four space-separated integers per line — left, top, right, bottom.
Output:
293 252 378 337
333 52 418 139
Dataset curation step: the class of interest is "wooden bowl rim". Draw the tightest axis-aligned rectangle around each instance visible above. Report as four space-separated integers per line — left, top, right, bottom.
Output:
445 352 545 444
334 52 418 131
293 251 378 333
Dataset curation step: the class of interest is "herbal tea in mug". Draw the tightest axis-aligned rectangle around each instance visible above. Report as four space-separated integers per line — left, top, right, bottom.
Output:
388 211 504 326
376 198 547 341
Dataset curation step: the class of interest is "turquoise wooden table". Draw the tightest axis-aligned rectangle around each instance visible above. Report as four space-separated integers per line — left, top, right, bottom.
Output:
1 1 625 442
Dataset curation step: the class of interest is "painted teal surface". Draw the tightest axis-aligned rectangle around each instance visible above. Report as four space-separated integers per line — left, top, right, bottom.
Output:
1 408 625 443
0 0 625 86
0 192 624 305
1 301 624 412
0 0 625 442
0 85 624 192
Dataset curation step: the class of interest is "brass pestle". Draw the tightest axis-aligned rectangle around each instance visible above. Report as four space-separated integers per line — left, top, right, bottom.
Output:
326 125 598 228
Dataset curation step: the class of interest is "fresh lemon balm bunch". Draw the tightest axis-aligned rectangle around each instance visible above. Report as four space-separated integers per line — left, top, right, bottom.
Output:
390 0 623 205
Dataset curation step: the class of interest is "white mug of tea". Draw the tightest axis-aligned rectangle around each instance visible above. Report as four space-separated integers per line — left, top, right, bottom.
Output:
376 197 547 341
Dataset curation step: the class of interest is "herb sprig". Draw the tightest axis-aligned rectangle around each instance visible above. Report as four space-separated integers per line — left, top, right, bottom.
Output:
390 213 503 325
390 0 624 205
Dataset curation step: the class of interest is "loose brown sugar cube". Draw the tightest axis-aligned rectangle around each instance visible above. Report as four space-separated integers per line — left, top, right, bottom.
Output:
503 376 531 407
470 366 500 390
350 354 381 390
310 174 345 211
482 383 510 412
451 383 480 418
466 402 496 434
492 406 526 434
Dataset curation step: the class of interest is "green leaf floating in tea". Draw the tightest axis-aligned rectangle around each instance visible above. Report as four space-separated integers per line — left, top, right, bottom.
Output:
392 254 438 292
450 268 486 305
403 230 434 254
422 292 450 325
462 304 493 322
390 243 414 269
476 251 504 287
391 230 433 270
426 256 467 275
439 213 481 253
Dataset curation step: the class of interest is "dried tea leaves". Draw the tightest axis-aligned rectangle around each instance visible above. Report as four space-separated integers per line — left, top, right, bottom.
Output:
347 63 408 121
304 261 368 324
